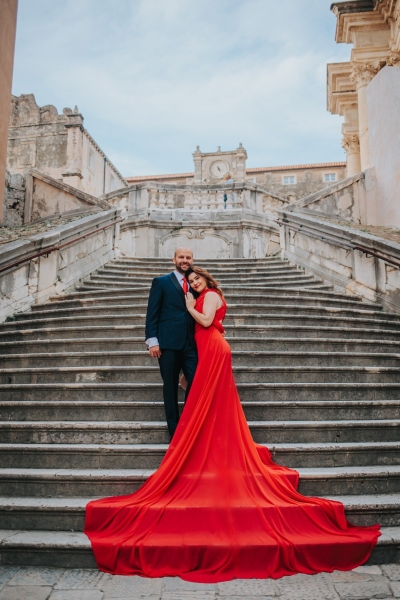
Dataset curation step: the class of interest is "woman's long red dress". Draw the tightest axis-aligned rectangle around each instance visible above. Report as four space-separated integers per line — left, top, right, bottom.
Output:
84 289 380 582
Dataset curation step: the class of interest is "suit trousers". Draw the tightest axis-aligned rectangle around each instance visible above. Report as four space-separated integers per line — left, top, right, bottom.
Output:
158 338 198 437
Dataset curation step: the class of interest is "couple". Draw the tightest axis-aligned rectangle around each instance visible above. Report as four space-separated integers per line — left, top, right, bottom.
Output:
85 248 380 583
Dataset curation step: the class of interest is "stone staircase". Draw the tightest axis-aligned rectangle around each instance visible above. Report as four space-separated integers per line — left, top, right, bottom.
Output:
1 256 400 567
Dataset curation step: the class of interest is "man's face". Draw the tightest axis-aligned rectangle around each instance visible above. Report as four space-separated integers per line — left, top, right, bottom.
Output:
173 248 194 273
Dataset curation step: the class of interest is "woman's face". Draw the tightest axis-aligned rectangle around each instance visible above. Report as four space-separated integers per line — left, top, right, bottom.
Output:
188 272 207 293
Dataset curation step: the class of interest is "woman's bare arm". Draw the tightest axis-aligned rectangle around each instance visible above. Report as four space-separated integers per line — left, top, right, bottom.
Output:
185 291 222 327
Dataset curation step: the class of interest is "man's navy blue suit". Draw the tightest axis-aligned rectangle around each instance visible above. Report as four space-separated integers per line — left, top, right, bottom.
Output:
145 273 198 437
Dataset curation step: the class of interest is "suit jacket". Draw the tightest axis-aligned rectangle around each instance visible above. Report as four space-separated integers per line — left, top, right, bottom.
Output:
145 273 196 350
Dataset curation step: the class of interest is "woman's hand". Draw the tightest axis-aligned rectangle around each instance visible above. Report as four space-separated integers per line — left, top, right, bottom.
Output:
185 292 196 311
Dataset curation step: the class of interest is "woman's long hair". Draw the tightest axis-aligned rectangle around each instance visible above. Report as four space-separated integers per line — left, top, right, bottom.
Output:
185 266 225 302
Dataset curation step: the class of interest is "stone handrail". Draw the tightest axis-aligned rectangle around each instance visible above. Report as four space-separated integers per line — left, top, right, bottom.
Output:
278 208 400 312
102 181 288 216
0 208 121 322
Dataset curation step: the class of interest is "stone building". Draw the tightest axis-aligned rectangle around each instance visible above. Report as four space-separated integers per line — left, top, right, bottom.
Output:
0 0 18 220
126 147 346 203
7 94 127 198
327 0 400 225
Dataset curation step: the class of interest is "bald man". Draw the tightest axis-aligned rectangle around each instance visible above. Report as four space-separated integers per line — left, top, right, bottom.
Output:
145 247 198 439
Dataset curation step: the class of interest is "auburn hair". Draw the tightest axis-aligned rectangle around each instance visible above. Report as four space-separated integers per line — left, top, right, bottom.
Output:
185 266 226 302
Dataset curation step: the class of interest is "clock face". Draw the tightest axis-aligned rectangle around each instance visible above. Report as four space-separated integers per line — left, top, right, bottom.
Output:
209 160 229 179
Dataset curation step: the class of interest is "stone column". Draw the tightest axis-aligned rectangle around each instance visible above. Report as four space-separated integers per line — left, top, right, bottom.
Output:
342 134 361 176
192 146 202 184
62 110 84 190
350 62 381 171
0 0 18 223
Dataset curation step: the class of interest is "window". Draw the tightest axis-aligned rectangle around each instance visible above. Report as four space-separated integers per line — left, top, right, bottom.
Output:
283 176 296 185
324 173 337 182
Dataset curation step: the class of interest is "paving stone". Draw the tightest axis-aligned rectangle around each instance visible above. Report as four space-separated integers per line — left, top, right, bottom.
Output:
55 569 110 589
0 570 19 592
161 593 214 600
49 591 103 600
331 569 374 582
217 578 276 596
163 578 215 592
382 564 400 580
275 572 340 600
334 579 391 599
103 596 159 600
102 574 162 597
390 581 400 597
353 565 382 575
0 585 52 600
6 567 64 587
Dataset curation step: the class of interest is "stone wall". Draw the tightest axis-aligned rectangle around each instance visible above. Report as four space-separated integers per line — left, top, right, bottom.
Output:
3 170 25 227
279 209 400 314
366 66 400 227
7 94 127 197
0 209 121 322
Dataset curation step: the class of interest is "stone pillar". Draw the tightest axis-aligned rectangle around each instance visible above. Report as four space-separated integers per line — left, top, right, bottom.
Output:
350 62 381 171
342 134 361 176
0 0 18 223
192 146 202 184
62 110 84 189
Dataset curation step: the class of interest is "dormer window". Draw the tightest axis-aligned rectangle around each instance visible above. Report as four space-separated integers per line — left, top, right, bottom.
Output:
324 173 336 182
283 176 296 185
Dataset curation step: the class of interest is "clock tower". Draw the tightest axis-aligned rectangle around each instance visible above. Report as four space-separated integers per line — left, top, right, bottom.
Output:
192 144 247 185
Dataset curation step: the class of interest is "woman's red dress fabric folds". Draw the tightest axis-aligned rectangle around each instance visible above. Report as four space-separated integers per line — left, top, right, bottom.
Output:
85 289 380 583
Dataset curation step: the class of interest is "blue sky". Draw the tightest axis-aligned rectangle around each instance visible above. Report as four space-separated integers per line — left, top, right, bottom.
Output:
12 0 351 177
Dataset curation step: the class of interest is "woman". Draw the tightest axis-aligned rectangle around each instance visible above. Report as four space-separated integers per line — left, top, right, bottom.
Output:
84 266 380 583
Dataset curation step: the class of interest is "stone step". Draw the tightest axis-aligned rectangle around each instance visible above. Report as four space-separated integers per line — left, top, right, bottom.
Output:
100 264 300 275
3 381 400 401
1 466 400 497
1 419 399 444
2 399 400 422
1 336 399 354
1 439 400 470
97 267 303 280
3 324 400 342
5 313 400 332
83 278 328 290
1 525 397 569
2 350 399 368
1 364 400 384
1 494 398 532
21 303 388 321
113 257 291 266
89 272 318 285
69 285 358 302
1 526 398 568
42 293 377 311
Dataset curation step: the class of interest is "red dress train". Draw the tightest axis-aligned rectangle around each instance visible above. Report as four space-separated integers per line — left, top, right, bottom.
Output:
84 289 380 582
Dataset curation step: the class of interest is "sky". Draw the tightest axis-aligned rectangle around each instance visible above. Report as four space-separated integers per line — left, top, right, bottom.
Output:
12 0 351 177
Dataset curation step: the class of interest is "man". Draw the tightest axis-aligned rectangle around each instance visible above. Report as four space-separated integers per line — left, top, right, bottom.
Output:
145 247 198 439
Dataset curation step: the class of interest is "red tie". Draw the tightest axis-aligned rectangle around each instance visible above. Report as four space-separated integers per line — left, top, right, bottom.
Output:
182 278 189 294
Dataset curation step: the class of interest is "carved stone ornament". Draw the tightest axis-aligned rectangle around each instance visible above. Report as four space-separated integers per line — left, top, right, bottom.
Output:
350 61 382 86
386 53 400 66
186 228 206 239
342 134 360 153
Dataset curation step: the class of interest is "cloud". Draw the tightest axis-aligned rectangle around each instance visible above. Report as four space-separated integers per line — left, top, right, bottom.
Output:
12 0 350 176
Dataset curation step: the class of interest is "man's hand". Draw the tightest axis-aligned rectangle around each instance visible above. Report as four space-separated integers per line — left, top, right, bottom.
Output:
149 345 161 358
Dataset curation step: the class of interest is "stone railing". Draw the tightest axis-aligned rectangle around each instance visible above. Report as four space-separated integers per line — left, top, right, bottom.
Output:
0 208 121 322
102 181 288 217
278 208 400 313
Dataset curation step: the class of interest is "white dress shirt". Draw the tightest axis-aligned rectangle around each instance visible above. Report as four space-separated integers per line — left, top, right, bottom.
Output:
146 270 188 348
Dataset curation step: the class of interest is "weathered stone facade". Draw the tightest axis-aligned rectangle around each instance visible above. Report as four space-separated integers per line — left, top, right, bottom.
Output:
126 158 347 203
3 169 25 227
7 94 128 198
